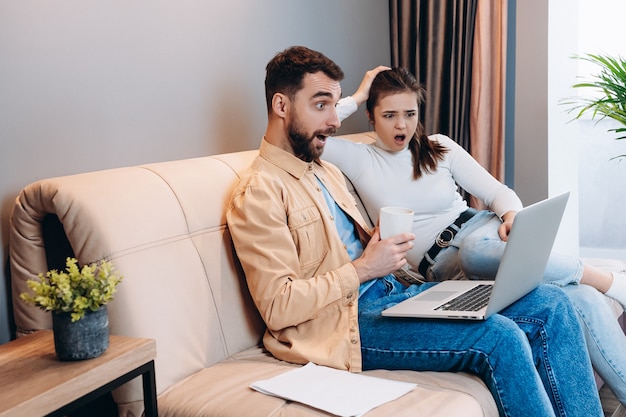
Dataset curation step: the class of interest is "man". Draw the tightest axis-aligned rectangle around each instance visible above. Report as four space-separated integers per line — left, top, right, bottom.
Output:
226 46 602 417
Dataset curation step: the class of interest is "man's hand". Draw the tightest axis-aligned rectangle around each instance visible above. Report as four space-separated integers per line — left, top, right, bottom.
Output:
352 228 414 283
351 66 391 106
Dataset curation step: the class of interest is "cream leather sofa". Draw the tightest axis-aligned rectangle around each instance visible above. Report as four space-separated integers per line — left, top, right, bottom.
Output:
8 133 625 417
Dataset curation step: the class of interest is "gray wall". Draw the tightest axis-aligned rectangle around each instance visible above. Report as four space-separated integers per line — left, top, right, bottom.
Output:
0 1 391 344
512 0 549 205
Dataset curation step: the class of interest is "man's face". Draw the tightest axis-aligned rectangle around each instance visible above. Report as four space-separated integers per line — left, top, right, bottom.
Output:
286 72 342 162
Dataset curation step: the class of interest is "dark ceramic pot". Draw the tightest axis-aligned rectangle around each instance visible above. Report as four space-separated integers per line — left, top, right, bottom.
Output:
52 306 109 361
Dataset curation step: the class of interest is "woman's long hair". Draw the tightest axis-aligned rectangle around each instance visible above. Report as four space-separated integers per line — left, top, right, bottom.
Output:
366 68 448 180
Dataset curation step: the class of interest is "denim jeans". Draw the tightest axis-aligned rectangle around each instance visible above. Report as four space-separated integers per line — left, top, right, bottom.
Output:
426 210 583 285
358 276 603 417
425 210 626 406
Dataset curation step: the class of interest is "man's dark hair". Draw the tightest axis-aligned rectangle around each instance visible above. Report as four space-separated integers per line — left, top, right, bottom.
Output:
264 46 344 113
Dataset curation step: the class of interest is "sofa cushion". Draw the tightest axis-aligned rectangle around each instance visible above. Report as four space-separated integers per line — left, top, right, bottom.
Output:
157 347 497 417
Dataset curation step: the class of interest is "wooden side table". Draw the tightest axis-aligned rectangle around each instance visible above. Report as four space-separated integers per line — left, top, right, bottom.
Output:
0 330 157 417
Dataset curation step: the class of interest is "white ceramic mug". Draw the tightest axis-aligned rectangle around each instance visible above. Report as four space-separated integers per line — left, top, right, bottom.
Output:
379 207 414 239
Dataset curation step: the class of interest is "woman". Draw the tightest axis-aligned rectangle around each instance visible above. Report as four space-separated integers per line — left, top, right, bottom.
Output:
324 66 626 405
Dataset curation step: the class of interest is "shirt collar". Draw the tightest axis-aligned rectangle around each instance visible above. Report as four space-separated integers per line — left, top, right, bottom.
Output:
259 137 321 179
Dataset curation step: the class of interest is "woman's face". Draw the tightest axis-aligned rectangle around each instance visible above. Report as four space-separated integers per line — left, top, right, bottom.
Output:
369 91 419 152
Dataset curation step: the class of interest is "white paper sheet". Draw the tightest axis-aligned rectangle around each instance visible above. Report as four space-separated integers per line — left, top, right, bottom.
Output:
250 362 417 417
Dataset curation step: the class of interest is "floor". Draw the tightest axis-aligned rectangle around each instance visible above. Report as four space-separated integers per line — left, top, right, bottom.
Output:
602 384 626 417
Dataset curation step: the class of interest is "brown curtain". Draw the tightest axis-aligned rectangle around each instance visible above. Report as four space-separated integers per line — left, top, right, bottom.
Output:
470 0 507 183
390 0 477 151
389 0 507 188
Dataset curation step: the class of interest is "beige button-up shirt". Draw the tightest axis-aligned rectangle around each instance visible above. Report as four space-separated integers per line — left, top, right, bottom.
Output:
227 138 373 372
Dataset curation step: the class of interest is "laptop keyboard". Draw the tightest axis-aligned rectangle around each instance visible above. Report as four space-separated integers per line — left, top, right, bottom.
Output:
435 284 492 312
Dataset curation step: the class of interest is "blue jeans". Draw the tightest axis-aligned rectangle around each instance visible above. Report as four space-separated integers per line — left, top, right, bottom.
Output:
425 210 626 406
358 276 602 417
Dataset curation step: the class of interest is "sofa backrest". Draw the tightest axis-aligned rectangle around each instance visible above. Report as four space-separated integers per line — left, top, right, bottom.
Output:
9 133 375 412
9 150 265 408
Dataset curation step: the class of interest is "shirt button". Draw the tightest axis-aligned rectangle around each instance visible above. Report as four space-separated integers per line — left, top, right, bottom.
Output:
350 326 356 333
347 293 353 299
351 338 358 344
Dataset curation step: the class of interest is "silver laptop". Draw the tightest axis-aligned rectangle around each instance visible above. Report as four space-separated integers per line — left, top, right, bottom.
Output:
381 192 570 320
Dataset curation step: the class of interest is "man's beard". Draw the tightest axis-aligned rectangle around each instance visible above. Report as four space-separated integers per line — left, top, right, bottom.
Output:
287 115 336 163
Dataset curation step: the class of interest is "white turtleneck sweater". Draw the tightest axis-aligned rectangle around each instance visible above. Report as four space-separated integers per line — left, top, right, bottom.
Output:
323 96 523 268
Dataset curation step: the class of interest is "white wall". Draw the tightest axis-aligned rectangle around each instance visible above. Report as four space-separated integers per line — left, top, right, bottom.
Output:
513 0 581 255
547 0 582 255
514 0 626 258
575 0 626 258
0 0 391 344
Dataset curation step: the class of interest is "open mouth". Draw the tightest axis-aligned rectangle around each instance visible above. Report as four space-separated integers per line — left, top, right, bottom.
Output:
313 128 335 147
316 134 328 144
394 134 407 143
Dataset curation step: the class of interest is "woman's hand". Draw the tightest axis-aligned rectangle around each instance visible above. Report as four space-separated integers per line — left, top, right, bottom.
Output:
498 211 517 241
351 66 391 106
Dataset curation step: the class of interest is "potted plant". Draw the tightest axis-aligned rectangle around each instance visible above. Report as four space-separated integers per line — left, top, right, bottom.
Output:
20 257 123 360
563 52 626 159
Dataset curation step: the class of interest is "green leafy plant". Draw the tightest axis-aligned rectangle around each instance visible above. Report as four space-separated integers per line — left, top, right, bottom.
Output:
563 53 626 150
20 257 123 322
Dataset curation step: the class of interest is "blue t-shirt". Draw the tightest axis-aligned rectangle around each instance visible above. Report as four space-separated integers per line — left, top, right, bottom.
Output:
316 177 377 297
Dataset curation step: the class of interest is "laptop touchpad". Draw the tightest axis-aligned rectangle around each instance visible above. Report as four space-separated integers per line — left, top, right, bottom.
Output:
416 291 457 302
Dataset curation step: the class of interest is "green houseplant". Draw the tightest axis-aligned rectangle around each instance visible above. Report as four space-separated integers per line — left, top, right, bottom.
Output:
563 53 626 158
20 257 123 360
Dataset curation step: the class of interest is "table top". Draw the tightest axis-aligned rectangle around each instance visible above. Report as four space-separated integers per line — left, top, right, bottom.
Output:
0 330 156 417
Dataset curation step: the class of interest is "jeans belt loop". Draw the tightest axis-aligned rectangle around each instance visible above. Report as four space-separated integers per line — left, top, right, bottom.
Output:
418 209 475 277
